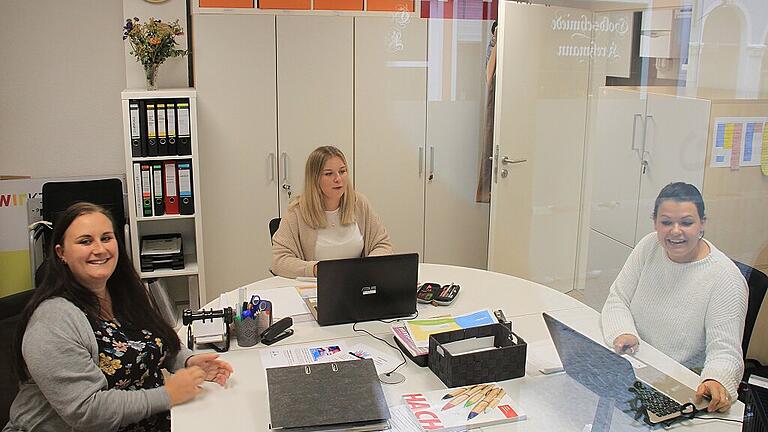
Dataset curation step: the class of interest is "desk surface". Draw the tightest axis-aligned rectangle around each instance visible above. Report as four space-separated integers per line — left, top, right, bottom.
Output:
172 264 744 431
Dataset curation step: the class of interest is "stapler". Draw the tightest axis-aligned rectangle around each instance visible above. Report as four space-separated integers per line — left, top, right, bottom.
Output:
261 317 294 345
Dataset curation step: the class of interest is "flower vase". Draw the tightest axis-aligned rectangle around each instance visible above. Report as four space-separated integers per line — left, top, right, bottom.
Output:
144 64 159 91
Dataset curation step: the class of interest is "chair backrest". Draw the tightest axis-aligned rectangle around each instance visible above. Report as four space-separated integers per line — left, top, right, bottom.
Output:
41 178 126 247
0 290 34 426
734 260 768 357
269 218 281 241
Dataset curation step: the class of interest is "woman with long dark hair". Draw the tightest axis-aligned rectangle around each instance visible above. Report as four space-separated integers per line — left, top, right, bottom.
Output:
4 202 232 431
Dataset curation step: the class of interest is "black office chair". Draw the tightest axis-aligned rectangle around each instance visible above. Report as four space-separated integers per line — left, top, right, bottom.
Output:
734 261 768 400
29 179 128 287
269 218 281 242
0 289 34 426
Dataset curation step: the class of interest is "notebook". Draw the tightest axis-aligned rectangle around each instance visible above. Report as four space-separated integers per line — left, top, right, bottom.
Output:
267 359 390 431
306 253 418 326
543 312 708 425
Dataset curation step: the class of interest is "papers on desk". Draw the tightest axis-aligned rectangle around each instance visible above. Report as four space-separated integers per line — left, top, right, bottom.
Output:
405 310 499 348
259 341 400 375
218 286 311 319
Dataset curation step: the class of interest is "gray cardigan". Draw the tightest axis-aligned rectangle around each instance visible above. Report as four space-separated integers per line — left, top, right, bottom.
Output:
3 297 193 432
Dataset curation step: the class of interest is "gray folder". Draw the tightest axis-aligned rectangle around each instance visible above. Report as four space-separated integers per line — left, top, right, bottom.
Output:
267 359 390 431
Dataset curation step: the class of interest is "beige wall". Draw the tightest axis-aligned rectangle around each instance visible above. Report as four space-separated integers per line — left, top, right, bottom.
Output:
0 0 189 178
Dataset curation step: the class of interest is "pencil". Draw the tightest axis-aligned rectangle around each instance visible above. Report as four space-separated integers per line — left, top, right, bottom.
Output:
441 392 471 410
441 384 476 400
486 389 507 411
467 387 501 420
463 385 492 407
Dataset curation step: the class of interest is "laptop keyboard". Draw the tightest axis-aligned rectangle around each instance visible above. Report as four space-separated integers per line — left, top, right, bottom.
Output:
632 381 683 417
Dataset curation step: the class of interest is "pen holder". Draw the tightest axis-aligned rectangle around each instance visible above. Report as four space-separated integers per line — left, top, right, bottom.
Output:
235 313 271 347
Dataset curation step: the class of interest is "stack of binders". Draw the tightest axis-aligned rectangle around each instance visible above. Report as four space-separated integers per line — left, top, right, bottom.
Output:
132 159 195 217
129 98 193 157
140 233 184 272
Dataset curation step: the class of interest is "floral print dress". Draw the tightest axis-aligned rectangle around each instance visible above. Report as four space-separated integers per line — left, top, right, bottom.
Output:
92 319 170 432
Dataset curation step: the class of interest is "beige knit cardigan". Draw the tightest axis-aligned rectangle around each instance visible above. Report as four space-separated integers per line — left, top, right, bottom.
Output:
271 192 394 278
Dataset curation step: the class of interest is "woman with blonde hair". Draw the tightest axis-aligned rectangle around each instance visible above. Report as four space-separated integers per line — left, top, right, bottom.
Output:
271 146 393 278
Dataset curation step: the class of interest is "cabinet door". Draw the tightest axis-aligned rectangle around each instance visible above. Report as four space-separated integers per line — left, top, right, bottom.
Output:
584 229 632 312
589 87 645 247
423 20 490 269
354 16 427 257
193 14 278 299
276 16 354 212
635 93 709 242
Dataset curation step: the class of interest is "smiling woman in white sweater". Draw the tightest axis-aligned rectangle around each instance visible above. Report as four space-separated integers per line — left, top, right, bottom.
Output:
601 182 747 413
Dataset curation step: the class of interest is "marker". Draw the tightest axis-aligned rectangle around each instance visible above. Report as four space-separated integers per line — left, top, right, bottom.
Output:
442 392 470 411
348 352 366 360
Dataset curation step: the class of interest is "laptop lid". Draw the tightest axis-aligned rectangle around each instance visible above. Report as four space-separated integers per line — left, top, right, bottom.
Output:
542 312 637 404
316 253 418 326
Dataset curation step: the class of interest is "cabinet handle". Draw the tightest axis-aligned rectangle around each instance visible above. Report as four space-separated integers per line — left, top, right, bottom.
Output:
631 114 642 154
642 114 652 157
269 152 276 182
418 147 424 176
280 152 288 182
429 146 435 181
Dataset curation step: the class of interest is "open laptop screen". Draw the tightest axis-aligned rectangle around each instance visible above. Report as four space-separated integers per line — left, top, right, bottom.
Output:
315 253 418 326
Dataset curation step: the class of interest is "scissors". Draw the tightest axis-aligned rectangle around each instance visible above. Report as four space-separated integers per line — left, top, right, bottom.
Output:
249 295 268 312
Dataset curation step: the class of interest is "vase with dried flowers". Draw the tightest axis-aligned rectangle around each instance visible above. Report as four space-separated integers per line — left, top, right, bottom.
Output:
123 17 188 90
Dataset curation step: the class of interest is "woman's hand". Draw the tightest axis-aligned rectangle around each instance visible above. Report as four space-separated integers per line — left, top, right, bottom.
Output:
696 379 732 412
612 334 639 354
165 366 206 406
186 353 234 386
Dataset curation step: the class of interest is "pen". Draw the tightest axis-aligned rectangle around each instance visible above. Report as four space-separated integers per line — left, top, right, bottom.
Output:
348 351 366 360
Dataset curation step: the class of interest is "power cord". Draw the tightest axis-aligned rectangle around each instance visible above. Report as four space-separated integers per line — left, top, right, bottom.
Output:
691 415 743 424
351 310 420 384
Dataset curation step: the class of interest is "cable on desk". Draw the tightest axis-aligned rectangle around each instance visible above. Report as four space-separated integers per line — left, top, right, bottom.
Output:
351 310 419 383
691 415 743 424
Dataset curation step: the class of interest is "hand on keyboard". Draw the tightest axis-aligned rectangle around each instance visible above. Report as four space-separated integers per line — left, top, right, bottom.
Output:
696 379 732 412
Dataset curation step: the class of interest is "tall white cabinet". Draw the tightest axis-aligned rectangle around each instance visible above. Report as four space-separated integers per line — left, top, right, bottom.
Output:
584 87 710 310
192 13 490 300
120 89 206 309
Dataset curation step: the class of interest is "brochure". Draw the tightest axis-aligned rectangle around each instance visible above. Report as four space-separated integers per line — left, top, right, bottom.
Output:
402 383 526 431
404 310 498 348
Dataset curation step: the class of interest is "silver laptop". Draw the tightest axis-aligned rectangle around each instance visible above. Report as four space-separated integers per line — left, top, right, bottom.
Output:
305 253 418 326
543 312 708 424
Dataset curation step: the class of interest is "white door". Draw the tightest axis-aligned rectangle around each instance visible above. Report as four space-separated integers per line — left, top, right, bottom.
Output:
276 16 354 212
193 14 278 297
354 16 427 257
487 2 591 293
635 93 710 241
589 87 646 247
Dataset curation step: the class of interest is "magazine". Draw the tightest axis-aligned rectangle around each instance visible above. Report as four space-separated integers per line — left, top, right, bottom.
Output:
402 383 526 431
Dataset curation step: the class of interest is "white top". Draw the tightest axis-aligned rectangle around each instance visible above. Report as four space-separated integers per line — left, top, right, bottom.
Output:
314 209 364 261
601 232 748 399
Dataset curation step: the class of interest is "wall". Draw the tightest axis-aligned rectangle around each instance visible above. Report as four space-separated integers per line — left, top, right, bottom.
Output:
0 0 127 178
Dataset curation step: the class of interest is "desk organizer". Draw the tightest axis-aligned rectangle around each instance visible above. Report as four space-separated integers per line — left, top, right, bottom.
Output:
428 323 526 388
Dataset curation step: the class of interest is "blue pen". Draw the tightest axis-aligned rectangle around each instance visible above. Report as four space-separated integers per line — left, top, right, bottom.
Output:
242 309 252 320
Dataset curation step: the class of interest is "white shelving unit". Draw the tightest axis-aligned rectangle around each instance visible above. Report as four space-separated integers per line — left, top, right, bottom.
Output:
120 88 206 309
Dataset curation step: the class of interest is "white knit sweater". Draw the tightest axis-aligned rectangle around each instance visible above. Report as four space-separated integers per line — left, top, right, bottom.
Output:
601 232 748 399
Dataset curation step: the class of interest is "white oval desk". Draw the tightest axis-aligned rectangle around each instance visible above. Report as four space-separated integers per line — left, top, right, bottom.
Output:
172 264 744 431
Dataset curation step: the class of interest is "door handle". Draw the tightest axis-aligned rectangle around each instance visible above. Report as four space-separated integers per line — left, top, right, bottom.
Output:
268 152 275 182
501 156 527 165
631 113 642 154
280 152 288 182
428 146 435 181
418 146 424 177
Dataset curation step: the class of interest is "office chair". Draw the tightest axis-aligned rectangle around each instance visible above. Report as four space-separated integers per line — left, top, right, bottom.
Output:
0 289 34 426
269 217 281 242
734 261 768 401
28 179 128 287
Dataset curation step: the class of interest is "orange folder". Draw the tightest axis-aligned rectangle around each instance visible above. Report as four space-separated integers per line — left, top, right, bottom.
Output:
258 0 310 9
367 0 413 11
199 0 254 7
314 0 362 10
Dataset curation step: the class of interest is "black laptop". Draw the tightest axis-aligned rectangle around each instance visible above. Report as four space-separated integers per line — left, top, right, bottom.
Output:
307 253 418 326
543 312 708 425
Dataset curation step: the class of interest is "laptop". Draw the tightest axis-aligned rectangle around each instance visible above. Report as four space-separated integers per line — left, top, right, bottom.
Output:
743 374 768 432
306 253 418 326
542 312 709 424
